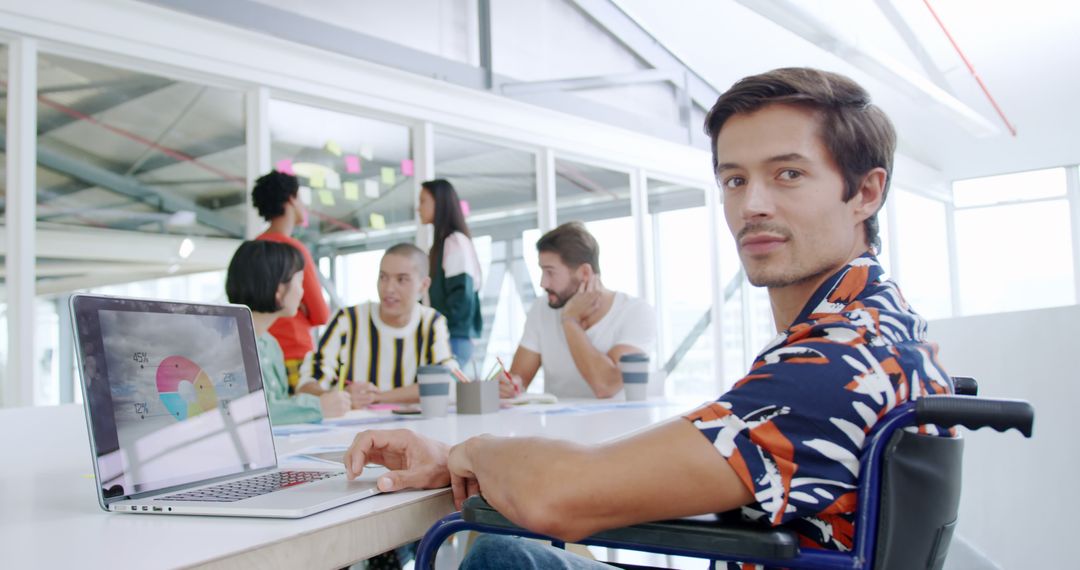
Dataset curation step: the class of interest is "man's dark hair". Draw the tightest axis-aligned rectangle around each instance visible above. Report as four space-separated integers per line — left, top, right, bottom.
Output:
704 67 897 251
536 221 600 274
252 171 300 221
226 240 305 313
421 179 472 279
385 242 430 280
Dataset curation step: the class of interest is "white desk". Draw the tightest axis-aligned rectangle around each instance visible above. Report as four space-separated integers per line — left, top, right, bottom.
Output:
1 399 695 569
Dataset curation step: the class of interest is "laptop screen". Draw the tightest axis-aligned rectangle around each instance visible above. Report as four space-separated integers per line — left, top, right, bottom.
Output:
72 295 277 503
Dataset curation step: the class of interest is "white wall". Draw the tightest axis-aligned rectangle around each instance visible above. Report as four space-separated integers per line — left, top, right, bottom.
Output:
930 305 1075 568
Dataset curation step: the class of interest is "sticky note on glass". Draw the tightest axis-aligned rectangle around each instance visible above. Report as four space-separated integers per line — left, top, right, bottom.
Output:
275 159 294 175
325 140 342 157
364 179 379 198
344 155 361 174
460 199 471 217
360 145 374 160
308 170 326 189
381 167 396 185
326 172 341 190
369 212 386 230
401 159 414 177
318 190 336 206
298 186 312 205
344 181 360 201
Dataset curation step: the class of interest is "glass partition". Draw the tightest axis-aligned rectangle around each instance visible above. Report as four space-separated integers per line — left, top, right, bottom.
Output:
434 131 538 373
554 157 637 296
270 99 414 241
35 54 247 238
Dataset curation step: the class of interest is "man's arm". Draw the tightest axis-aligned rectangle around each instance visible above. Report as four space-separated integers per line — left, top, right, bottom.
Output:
448 418 753 543
507 345 541 395
561 318 636 398
372 383 420 404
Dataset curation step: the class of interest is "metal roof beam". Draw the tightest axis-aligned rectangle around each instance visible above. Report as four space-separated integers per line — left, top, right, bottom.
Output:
0 131 244 236
566 0 720 112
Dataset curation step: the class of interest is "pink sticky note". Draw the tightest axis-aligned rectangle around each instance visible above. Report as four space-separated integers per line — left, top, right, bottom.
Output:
344 155 361 174
401 159 414 177
275 159 294 175
460 199 471 217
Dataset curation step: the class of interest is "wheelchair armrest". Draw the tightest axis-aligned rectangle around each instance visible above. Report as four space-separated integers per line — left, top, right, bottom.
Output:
952 376 978 396
462 496 800 560
916 395 1034 438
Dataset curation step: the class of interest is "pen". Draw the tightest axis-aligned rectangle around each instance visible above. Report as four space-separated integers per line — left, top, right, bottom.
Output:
495 357 519 395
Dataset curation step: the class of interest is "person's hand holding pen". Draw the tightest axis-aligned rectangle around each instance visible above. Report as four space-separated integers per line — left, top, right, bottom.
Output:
498 373 523 399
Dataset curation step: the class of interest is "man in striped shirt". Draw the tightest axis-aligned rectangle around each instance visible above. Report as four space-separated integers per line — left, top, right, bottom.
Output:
297 244 456 408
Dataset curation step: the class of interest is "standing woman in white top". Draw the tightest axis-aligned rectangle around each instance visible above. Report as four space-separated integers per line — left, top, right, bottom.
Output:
418 179 483 368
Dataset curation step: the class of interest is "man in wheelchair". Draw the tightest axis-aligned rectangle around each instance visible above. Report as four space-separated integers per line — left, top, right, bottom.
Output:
343 67 954 569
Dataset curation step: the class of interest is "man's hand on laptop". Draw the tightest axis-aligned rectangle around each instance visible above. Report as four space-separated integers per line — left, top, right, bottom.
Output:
319 391 351 418
344 429 451 493
348 381 381 409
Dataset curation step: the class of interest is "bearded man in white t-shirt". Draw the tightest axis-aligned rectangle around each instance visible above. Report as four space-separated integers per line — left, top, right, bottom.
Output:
503 221 656 399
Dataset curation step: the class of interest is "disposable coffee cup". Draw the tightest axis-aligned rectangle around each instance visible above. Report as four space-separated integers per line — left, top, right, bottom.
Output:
619 353 650 401
417 365 451 417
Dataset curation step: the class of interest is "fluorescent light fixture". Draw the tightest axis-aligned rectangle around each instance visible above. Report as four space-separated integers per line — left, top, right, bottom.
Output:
178 238 195 260
735 0 1001 138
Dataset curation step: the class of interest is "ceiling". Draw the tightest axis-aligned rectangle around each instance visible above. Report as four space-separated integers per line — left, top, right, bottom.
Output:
615 0 1080 182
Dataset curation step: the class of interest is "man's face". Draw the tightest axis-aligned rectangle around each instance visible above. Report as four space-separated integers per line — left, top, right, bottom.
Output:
717 104 871 289
377 253 427 321
538 251 582 309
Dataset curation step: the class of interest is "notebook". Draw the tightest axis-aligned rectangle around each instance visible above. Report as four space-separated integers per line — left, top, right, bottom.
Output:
70 294 380 518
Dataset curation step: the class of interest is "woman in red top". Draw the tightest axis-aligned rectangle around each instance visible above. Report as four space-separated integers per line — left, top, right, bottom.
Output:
252 171 330 392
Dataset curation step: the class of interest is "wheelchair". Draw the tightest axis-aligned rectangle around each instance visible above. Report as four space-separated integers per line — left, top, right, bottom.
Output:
415 377 1034 569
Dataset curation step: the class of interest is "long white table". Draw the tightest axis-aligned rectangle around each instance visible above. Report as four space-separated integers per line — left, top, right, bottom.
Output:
2 399 696 569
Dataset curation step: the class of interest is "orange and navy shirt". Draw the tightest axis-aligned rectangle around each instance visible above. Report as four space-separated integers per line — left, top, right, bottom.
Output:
685 252 952 565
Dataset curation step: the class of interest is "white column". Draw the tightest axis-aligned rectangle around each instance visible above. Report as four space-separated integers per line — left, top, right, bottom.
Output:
536 148 556 234
705 185 725 393
630 169 653 304
244 86 270 239
1067 166 1080 305
944 200 963 317
6 38 37 407
413 122 436 251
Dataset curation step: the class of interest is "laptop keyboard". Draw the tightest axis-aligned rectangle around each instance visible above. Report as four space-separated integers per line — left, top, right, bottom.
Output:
157 470 341 503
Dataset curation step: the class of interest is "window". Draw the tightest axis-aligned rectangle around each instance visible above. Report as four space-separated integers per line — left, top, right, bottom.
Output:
646 179 715 399
270 99 414 240
953 168 1073 315
434 131 538 374
36 54 247 238
892 190 952 319
555 157 637 296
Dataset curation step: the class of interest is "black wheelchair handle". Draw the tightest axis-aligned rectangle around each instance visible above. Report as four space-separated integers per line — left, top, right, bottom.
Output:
916 395 1034 438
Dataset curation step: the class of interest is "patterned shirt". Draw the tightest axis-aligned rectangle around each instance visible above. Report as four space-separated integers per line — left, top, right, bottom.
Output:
298 302 456 393
685 253 952 565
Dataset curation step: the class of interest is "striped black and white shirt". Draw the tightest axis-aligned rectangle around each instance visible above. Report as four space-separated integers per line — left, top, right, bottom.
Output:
298 302 455 392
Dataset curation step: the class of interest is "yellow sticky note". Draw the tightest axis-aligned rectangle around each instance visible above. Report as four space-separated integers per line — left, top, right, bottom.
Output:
381 167 396 185
318 190 336 206
369 212 386 230
309 170 326 189
343 181 360 201
325 140 342 157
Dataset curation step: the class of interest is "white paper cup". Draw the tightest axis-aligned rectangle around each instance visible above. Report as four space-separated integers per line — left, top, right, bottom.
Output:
417 365 451 417
619 353 650 401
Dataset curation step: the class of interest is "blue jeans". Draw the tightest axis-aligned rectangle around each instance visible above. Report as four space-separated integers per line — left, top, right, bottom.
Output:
450 337 475 368
460 535 614 570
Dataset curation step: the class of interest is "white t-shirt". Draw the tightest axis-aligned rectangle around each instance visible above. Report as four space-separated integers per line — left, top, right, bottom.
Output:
519 292 656 399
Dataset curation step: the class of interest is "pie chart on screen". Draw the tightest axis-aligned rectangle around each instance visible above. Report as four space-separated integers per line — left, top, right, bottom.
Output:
157 355 219 420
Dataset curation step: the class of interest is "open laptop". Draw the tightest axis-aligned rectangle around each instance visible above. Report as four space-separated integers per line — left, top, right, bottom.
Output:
71 293 381 518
